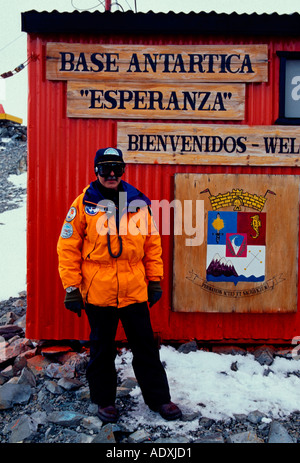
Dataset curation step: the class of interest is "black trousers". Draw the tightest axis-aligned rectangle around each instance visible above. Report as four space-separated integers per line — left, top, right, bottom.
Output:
85 301 171 408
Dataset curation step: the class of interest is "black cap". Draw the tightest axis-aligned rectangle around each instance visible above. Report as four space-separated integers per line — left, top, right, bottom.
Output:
94 147 124 166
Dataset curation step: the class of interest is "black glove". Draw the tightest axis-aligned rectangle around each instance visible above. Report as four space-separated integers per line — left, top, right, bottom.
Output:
64 288 84 317
148 281 162 308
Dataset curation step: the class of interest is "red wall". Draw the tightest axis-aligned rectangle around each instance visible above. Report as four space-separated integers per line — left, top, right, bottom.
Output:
25 32 300 344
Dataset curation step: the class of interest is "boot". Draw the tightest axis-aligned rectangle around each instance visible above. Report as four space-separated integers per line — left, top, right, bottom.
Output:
97 405 119 423
150 401 182 421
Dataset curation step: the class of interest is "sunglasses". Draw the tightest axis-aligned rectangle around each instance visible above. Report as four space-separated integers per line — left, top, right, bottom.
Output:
97 163 125 178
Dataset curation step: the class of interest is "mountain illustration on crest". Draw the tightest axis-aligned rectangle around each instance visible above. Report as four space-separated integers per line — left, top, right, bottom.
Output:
206 253 239 278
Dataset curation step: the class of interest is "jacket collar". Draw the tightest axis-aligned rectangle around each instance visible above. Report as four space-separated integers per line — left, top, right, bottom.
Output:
82 180 151 210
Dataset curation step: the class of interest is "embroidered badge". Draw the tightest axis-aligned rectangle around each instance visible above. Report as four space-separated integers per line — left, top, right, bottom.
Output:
65 206 77 222
84 205 100 216
61 223 73 239
104 148 120 156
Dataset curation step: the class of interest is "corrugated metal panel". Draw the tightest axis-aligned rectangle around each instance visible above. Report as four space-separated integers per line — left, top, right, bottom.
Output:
25 29 300 344
21 10 300 37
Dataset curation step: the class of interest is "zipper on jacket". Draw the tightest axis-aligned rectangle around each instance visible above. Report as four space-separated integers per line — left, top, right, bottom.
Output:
86 235 99 259
116 258 119 308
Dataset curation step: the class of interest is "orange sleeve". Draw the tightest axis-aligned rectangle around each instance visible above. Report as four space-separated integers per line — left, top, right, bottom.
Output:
142 207 164 281
57 195 85 289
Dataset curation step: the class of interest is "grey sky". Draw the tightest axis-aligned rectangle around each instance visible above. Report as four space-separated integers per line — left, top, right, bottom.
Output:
0 0 300 124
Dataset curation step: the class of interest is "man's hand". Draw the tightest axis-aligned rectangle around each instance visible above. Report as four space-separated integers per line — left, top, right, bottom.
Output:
64 288 84 317
148 281 162 308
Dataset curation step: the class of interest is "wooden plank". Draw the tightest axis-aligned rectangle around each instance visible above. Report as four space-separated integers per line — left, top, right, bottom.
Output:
46 43 268 83
172 174 299 313
118 123 300 166
67 81 245 120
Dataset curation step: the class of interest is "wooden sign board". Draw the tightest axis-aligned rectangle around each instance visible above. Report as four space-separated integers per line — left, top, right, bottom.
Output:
118 123 300 166
172 174 300 313
47 43 268 83
67 82 245 120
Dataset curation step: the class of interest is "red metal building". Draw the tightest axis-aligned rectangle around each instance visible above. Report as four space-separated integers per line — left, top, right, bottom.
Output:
21 10 300 344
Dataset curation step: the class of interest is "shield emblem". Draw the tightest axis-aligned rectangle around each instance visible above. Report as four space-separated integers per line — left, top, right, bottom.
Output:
206 211 266 285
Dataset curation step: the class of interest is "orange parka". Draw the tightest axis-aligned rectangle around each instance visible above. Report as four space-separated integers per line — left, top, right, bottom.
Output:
57 180 163 308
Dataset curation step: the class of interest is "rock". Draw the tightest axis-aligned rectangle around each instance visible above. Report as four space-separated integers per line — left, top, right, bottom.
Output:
45 380 64 395
6 376 18 384
58 351 89 375
47 411 85 427
0 382 32 409
194 433 224 443
227 430 264 443
79 433 94 443
9 414 38 443
154 435 190 443
275 347 294 359
268 421 296 443
115 421 137 434
13 348 37 372
14 314 26 330
1 365 14 379
120 377 138 388
87 403 98 414
233 413 247 422
0 337 32 365
117 377 138 397
128 429 151 443
199 417 215 429
178 340 198 354
44 426 57 441
40 345 73 357
0 372 7 385
91 423 116 443
75 386 90 400
263 367 274 376
253 345 275 366
0 311 19 325
26 355 52 376
57 377 84 391
230 361 238 371
45 362 75 379
0 324 24 341
17 366 36 387
212 345 246 356
30 411 47 426
181 409 200 421
82 415 103 432
247 410 266 424
117 386 131 397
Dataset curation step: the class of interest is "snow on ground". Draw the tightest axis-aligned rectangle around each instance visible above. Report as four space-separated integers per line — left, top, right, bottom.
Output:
0 174 300 431
0 173 27 300
116 346 300 432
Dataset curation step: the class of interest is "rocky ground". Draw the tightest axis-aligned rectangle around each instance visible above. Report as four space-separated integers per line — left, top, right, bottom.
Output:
0 122 300 445
0 121 27 214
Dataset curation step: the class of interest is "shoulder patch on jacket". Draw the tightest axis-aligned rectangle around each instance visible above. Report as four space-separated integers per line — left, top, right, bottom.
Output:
61 223 73 239
65 206 77 222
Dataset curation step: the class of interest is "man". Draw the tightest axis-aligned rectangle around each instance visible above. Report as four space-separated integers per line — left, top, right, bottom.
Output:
57 147 182 424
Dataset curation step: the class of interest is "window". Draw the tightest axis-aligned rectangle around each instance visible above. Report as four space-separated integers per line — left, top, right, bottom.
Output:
277 51 300 124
